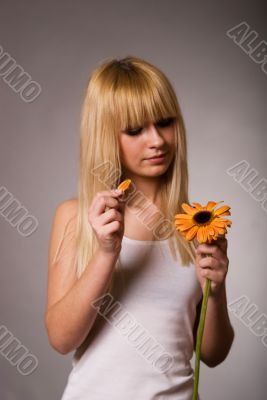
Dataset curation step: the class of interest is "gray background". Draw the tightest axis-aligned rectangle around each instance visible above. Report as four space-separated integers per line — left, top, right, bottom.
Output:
0 1 266 399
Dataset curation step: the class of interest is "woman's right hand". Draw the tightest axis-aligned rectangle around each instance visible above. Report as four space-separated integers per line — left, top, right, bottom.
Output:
88 189 126 255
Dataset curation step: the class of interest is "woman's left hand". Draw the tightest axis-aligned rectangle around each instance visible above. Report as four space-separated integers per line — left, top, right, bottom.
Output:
195 236 229 297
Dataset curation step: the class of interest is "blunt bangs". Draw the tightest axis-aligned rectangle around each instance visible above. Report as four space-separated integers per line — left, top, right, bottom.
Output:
100 63 179 132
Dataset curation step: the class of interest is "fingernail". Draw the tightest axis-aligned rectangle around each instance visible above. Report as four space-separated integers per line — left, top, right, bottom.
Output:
114 189 123 194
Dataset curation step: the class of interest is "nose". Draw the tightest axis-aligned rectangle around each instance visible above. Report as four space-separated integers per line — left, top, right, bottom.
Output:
145 123 165 146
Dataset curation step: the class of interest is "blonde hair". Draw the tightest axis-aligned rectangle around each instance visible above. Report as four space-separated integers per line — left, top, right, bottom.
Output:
59 56 197 291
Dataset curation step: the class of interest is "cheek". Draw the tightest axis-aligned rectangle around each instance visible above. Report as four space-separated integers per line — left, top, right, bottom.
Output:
121 137 142 156
166 128 176 144
163 131 175 155
119 138 142 166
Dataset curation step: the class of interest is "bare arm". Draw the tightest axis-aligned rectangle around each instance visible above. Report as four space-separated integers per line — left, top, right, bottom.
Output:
44 199 121 355
45 248 119 355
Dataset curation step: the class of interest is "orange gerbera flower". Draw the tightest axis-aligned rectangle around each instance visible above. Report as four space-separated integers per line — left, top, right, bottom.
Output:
174 200 232 400
174 200 232 243
117 179 132 192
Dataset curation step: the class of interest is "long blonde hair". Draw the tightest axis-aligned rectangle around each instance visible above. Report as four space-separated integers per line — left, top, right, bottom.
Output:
63 56 197 289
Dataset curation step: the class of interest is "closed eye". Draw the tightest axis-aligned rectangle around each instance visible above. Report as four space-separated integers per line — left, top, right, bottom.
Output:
124 127 143 136
155 117 176 128
123 117 175 136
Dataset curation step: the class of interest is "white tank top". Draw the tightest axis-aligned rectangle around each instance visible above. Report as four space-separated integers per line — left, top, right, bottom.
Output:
61 235 203 400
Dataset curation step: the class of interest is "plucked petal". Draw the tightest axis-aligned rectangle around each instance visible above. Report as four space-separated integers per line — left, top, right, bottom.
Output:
117 179 131 192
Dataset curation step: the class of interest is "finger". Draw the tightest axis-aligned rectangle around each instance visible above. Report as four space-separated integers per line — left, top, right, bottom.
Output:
196 244 216 257
100 220 122 237
196 241 226 258
98 207 123 226
214 237 228 254
197 253 220 270
200 267 225 283
90 190 121 209
92 194 121 217
196 245 218 261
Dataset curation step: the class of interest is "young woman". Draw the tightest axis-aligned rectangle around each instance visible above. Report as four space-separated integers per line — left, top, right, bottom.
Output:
44 56 234 400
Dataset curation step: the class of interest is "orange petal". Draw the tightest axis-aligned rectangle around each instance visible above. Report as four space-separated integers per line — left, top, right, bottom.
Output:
208 226 215 236
213 205 231 217
176 221 195 231
174 223 191 230
117 179 132 192
205 201 219 211
197 226 205 243
212 221 227 228
174 220 192 226
217 211 231 217
174 214 193 220
181 203 196 215
216 227 226 235
212 226 218 236
207 234 217 243
207 226 218 242
192 202 203 210
202 225 208 242
214 217 232 225
185 225 199 241
212 219 232 229
212 225 226 234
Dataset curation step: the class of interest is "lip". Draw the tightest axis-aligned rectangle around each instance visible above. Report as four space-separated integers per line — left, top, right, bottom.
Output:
145 153 167 164
146 152 167 160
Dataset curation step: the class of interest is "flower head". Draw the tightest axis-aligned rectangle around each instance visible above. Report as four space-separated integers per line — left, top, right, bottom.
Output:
174 200 232 243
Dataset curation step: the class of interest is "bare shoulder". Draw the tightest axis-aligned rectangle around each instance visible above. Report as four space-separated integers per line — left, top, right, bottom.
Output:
46 198 79 311
54 198 78 219
48 198 78 261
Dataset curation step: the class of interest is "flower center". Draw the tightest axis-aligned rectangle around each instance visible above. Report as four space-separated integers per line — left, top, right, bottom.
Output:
193 210 212 225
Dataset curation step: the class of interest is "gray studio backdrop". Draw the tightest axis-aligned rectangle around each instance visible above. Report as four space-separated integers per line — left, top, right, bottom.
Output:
0 1 266 399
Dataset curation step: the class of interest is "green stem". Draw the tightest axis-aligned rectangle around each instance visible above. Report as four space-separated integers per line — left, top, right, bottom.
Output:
192 277 211 400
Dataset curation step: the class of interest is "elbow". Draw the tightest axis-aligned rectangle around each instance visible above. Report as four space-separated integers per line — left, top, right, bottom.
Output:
201 349 230 368
48 336 71 355
44 311 73 355
202 327 235 368
202 356 224 368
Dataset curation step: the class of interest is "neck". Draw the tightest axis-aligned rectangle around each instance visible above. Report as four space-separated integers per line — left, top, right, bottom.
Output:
121 172 163 209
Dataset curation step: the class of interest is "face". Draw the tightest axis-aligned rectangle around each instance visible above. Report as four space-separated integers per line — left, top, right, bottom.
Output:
118 117 176 178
